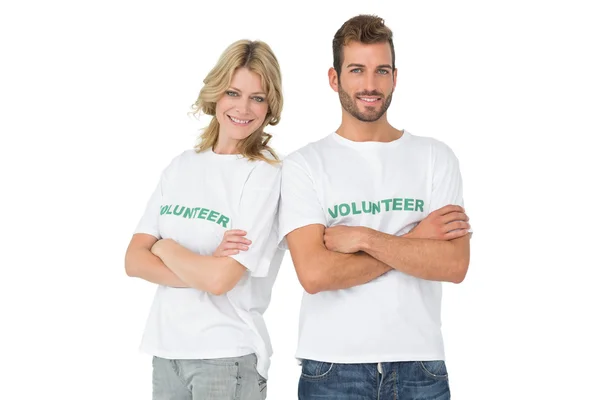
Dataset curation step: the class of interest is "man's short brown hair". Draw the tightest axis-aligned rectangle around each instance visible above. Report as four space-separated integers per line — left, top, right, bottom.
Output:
332 15 395 77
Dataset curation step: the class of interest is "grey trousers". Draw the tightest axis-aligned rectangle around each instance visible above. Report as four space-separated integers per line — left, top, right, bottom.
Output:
152 353 267 400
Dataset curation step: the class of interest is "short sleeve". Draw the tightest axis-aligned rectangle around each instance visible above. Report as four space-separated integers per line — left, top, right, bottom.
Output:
133 153 182 239
429 141 473 234
278 152 326 245
229 161 282 278
133 172 165 239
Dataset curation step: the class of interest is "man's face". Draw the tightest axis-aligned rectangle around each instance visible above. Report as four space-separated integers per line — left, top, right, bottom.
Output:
331 41 396 122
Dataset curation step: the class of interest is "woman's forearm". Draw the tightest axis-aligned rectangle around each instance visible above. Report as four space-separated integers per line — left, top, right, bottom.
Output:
152 239 244 295
125 246 189 288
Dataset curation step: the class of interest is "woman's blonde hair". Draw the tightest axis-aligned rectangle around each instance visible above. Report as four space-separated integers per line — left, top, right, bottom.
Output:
191 40 283 164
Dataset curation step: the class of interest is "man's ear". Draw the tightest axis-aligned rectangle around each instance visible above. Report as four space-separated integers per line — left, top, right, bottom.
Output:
328 67 339 93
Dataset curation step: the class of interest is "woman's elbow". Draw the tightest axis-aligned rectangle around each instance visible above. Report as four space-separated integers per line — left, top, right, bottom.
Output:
124 252 140 278
206 261 245 295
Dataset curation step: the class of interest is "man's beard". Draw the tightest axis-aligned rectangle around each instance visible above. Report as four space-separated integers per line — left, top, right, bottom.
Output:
338 84 393 122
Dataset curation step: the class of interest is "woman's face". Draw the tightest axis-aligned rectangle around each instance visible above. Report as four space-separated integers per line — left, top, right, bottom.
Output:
215 67 269 145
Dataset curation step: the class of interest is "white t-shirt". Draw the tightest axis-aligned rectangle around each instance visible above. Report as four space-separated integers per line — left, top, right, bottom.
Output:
279 131 468 363
134 148 283 379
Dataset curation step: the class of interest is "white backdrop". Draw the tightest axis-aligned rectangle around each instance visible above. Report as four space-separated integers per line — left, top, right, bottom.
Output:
1 0 599 399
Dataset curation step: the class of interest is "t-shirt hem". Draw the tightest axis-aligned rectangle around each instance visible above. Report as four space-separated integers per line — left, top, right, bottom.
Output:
142 345 271 379
294 352 446 364
141 346 254 360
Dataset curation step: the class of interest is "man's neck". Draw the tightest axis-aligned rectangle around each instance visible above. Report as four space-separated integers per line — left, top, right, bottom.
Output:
336 112 403 143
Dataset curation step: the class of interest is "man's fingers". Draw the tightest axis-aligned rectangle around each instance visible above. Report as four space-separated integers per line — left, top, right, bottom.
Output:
445 229 470 240
444 221 470 233
433 205 464 216
441 212 468 224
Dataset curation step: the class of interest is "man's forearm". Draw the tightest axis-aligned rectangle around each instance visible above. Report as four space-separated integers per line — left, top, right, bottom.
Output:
125 248 189 288
297 248 391 294
360 230 469 283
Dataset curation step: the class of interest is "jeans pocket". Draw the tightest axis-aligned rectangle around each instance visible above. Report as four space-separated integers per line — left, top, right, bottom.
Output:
201 357 241 367
300 359 335 381
257 373 267 399
419 360 449 380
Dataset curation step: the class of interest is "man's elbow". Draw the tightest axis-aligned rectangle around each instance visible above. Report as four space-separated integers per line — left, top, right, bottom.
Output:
301 280 321 295
297 269 325 295
450 257 470 284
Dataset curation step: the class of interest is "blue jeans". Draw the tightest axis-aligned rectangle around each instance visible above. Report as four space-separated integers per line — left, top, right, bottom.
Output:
298 359 450 400
152 354 267 400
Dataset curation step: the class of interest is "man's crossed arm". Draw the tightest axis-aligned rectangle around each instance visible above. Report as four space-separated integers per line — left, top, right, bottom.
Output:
286 205 471 294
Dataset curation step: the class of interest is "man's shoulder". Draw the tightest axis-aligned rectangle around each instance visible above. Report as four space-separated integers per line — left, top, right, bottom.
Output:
282 134 334 165
405 131 457 158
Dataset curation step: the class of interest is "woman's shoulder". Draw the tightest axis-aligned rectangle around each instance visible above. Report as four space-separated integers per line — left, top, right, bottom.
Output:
159 148 206 176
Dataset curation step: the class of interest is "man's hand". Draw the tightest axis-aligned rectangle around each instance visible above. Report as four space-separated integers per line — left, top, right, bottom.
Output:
406 205 470 240
324 204 469 254
213 230 252 257
324 225 368 254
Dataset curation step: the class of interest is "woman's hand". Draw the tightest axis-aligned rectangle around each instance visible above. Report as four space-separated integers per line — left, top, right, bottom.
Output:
213 230 252 257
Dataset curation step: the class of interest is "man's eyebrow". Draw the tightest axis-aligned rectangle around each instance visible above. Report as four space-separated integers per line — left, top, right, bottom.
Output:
345 63 393 69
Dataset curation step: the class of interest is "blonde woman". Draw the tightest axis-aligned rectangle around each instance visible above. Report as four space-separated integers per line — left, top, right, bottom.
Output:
125 40 284 400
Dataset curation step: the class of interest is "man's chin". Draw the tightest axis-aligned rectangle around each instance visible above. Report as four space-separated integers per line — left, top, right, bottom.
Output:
354 111 383 123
